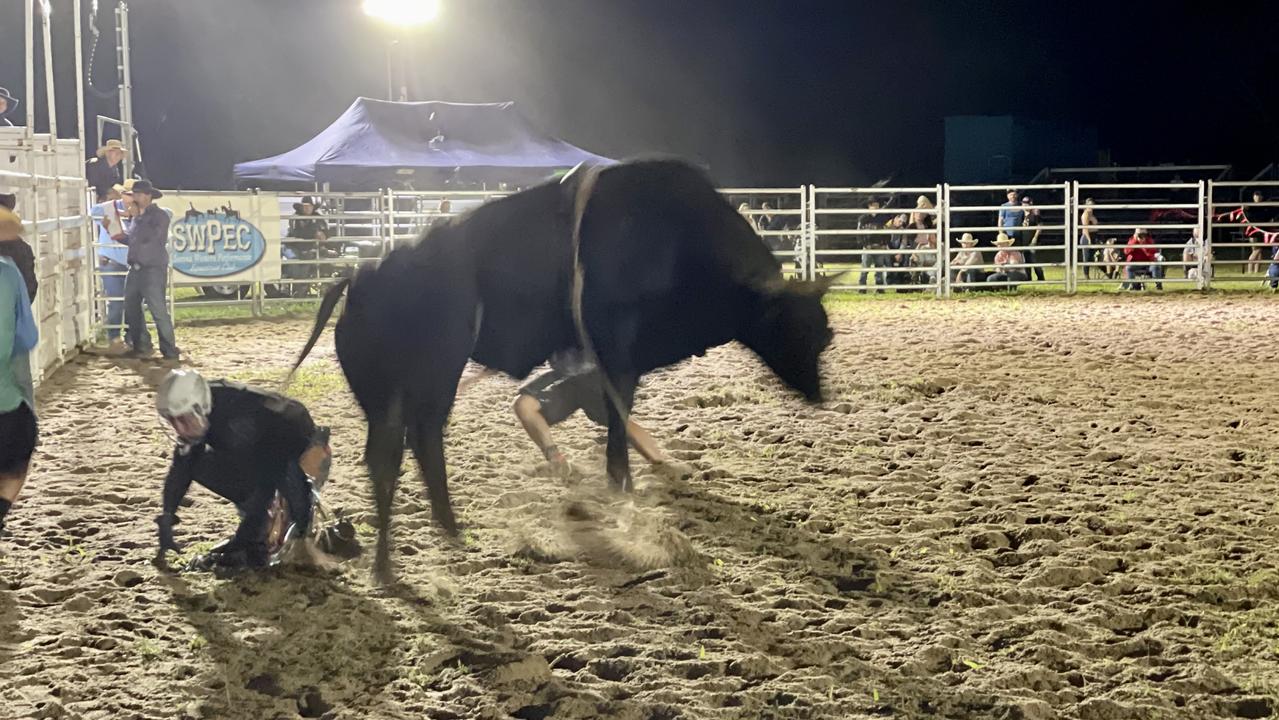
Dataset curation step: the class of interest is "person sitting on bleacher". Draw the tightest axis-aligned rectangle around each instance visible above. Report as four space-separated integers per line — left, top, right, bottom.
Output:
985 232 1027 289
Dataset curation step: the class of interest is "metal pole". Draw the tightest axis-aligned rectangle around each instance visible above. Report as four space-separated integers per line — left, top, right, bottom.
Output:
116 1 134 178
386 40 396 101
26 0 36 132
1201 180 1212 291
40 1 57 139
74 0 87 146
1065 181 1075 293
1067 181 1078 293
935 184 946 298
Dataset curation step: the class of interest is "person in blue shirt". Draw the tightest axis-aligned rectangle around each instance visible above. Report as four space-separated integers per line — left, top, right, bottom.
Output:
89 181 133 348
998 188 1024 244
0 216 39 538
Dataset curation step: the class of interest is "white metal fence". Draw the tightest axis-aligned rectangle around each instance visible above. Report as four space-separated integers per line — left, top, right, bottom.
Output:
1 129 95 385
78 179 1279 338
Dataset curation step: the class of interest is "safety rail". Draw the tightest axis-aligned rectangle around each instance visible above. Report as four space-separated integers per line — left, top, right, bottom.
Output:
77 179 1279 335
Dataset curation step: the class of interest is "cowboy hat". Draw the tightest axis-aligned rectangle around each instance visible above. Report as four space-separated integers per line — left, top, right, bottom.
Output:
0 192 15 211
126 179 163 199
0 208 23 241
111 178 137 195
292 196 318 213
96 139 129 158
958 232 979 246
0 87 17 114
993 232 1016 246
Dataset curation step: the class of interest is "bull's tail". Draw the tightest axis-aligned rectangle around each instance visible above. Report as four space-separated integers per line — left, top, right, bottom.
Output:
568 165 631 428
286 277 352 386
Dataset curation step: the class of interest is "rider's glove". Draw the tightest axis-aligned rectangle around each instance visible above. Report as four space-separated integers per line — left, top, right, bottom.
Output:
156 513 182 554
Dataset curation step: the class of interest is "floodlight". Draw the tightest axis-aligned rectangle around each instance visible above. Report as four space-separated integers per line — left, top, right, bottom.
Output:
363 0 440 27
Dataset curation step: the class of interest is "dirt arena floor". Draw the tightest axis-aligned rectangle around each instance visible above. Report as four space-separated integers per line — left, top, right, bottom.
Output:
4 294 1279 720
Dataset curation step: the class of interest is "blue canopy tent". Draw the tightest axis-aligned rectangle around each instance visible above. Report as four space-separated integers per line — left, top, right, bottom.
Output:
233 98 614 190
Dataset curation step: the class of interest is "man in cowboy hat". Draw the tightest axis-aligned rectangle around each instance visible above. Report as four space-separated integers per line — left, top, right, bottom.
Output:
0 87 18 127
120 180 180 361
951 232 986 287
86 139 129 203
986 232 1027 289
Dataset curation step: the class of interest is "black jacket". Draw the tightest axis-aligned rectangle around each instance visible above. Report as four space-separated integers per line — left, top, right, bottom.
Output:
0 238 36 302
161 381 316 517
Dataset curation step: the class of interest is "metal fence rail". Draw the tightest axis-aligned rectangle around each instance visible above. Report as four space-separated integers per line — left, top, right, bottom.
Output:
78 179 1279 338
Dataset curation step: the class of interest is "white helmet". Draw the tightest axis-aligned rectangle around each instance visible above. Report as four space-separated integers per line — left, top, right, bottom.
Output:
156 370 212 443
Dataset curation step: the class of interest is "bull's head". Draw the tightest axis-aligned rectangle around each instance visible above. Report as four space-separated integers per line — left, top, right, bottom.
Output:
743 275 838 403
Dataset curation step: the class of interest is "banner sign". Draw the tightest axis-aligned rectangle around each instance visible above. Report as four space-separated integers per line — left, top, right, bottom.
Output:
155 193 282 282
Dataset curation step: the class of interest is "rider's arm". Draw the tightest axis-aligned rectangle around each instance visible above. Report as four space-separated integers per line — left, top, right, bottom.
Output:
160 446 196 520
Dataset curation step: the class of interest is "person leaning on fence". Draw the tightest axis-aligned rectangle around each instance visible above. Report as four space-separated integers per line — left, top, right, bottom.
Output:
1078 198 1098 279
886 213 913 288
85 139 129 204
1183 226 1212 281
858 197 887 292
0 208 37 303
986 232 1027 289
1246 191 1272 275
1021 196 1045 282
90 181 134 350
120 180 181 361
951 232 986 286
1122 227 1163 291
998 189 1024 244
0 250 39 539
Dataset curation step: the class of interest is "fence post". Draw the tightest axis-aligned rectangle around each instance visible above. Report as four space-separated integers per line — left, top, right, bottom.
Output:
803 185 813 282
939 184 950 298
1066 181 1078 294
1201 180 1212 291
251 189 263 317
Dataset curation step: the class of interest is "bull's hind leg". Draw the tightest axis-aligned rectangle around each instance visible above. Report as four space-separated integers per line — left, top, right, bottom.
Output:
407 416 459 536
366 419 406 584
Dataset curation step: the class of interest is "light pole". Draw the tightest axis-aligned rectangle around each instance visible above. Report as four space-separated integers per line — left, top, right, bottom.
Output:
363 0 440 102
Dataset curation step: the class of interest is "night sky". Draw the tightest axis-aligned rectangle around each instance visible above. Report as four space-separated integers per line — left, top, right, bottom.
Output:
3 0 1278 189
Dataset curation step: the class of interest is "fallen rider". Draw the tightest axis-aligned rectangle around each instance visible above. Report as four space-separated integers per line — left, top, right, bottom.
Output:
153 369 355 570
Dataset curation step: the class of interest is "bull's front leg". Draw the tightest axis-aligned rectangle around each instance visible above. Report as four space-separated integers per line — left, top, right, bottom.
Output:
604 374 637 492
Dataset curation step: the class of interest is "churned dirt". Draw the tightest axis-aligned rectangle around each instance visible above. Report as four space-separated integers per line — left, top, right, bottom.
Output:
3 293 1279 720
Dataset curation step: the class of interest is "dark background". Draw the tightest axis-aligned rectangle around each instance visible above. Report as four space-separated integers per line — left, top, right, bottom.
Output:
3 0 1278 189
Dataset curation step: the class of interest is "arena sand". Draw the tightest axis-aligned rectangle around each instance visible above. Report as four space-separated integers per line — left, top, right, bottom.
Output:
3 293 1279 720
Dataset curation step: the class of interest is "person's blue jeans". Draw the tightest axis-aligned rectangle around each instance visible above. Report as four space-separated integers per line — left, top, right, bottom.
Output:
1267 263 1279 289
100 259 127 341
124 264 178 357
859 252 886 289
1123 263 1164 290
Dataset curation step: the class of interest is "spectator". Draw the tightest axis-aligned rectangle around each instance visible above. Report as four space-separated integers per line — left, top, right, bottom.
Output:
911 194 935 230
1245 191 1270 275
858 198 887 292
1183 225 1210 281
1078 197 1098 279
1122 227 1163 291
1267 244 1279 291
85 139 129 203
986 232 1027 289
0 87 18 127
1020 195 1045 282
951 232 985 286
120 181 180 361
913 230 938 286
90 181 134 349
0 241 39 539
999 189 1024 244
1101 238 1123 280
736 202 759 233
886 213 912 288
0 208 36 302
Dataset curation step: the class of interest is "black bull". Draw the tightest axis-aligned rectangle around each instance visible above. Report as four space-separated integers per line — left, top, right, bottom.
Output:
291 159 836 581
